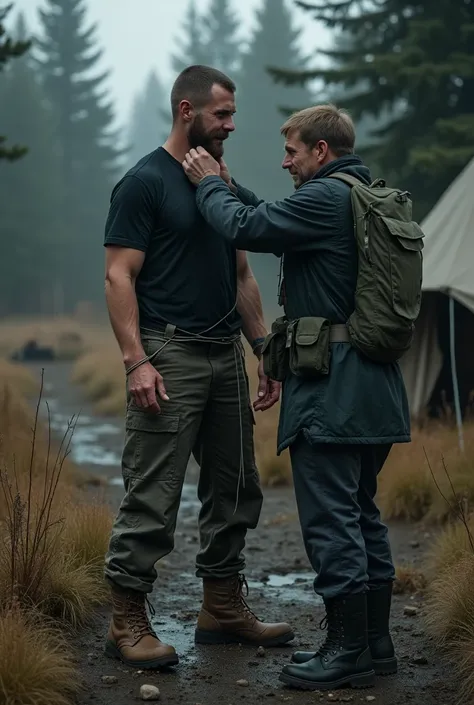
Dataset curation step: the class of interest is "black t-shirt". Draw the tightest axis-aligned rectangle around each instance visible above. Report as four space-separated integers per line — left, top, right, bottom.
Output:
104 147 241 337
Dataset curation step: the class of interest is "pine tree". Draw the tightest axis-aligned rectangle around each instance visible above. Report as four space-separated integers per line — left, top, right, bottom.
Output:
171 0 209 75
222 0 313 314
34 0 122 309
271 0 474 220
225 0 313 202
127 70 170 167
0 3 31 160
201 0 241 75
0 12 65 314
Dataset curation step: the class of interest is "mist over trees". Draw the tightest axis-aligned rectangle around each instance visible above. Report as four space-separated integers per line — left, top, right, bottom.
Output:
271 0 474 222
1 0 473 317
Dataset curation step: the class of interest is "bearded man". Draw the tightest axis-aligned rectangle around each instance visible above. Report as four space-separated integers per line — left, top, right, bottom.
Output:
101 64 294 670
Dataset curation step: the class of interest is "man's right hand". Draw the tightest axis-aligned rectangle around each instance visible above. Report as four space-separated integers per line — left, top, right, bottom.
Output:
127 361 169 413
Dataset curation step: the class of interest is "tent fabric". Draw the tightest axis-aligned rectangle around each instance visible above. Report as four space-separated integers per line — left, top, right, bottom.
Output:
400 156 474 418
400 298 443 418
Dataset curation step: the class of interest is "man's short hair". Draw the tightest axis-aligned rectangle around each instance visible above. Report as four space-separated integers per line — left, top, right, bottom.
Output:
170 65 236 121
281 104 355 157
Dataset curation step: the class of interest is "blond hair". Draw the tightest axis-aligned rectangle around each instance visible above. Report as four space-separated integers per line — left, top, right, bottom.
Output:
281 104 355 157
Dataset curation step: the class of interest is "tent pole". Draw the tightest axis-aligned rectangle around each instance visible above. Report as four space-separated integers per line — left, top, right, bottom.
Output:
449 296 465 453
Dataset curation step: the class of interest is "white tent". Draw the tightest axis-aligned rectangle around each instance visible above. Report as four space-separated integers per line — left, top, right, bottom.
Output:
400 156 474 439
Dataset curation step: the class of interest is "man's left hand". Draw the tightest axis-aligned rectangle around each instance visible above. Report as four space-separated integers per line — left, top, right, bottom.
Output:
253 358 281 412
183 147 220 186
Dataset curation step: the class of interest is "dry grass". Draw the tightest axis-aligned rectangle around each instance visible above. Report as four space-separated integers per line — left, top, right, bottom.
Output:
0 607 80 705
393 564 427 595
425 553 474 645
448 623 474 704
71 346 125 415
0 385 84 505
60 500 114 573
0 385 111 626
378 423 474 524
0 337 115 703
0 359 38 398
425 517 474 579
0 314 113 360
423 513 474 701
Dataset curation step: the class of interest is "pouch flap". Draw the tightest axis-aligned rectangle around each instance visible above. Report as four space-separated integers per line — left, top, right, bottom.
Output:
382 216 425 251
295 317 330 346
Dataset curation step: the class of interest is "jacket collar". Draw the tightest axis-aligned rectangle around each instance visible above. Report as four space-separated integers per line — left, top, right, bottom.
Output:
313 155 364 180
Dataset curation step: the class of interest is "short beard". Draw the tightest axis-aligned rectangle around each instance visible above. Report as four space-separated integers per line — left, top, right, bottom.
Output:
188 113 224 160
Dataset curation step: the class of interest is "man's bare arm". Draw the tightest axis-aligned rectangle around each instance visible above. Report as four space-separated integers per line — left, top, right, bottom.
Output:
236 250 267 356
236 250 281 411
105 245 147 367
105 245 168 412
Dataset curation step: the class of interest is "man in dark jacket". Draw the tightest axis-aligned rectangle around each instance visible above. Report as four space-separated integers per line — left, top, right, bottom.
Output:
182 104 411 691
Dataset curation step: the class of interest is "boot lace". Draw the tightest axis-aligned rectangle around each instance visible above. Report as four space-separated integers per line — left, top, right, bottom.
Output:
126 594 157 640
231 575 259 624
318 601 345 661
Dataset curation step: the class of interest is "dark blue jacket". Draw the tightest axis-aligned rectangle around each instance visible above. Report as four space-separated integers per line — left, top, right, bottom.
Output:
196 155 411 451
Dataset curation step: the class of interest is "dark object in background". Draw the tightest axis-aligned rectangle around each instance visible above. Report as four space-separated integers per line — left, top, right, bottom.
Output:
11 339 55 362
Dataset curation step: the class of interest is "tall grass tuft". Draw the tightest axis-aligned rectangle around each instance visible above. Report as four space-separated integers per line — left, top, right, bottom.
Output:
0 372 110 625
0 606 80 705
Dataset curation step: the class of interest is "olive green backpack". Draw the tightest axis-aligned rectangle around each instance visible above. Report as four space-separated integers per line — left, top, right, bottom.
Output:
328 173 425 364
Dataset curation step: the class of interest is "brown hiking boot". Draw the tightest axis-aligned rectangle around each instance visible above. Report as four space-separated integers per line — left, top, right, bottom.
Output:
105 587 179 669
195 574 295 646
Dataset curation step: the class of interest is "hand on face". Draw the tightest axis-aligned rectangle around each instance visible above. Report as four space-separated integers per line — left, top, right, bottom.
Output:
183 147 220 186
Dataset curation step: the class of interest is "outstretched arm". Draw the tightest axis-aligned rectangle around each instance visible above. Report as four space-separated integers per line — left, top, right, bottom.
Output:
196 175 336 254
182 147 336 255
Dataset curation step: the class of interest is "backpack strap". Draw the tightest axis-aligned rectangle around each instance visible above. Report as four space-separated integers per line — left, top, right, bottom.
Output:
327 172 362 188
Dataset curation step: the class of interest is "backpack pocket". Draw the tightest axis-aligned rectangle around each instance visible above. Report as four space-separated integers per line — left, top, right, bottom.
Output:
261 316 289 381
381 216 424 321
288 316 331 377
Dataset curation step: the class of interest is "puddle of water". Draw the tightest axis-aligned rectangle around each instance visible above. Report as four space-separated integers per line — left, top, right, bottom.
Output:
73 446 121 467
38 395 123 468
176 570 321 605
264 572 314 588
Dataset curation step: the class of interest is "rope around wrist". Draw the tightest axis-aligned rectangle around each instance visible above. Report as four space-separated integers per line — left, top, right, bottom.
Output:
125 356 151 376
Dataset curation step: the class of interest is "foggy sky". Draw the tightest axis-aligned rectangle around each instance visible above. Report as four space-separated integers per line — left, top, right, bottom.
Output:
12 0 330 130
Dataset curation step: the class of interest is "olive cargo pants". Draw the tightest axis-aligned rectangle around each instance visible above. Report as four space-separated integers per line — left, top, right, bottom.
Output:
104 330 263 594
289 436 395 601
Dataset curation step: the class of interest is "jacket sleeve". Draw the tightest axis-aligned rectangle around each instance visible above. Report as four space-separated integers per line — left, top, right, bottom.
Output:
230 179 263 208
196 175 339 254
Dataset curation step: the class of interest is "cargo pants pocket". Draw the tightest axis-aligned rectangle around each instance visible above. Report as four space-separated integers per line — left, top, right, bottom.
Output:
123 409 180 484
288 316 331 377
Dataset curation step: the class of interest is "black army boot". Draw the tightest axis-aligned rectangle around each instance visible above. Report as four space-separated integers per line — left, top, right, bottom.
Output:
290 582 397 676
279 592 375 691
365 583 397 674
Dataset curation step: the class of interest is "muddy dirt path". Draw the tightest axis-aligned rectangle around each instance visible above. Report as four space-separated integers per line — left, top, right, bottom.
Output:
29 363 454 705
